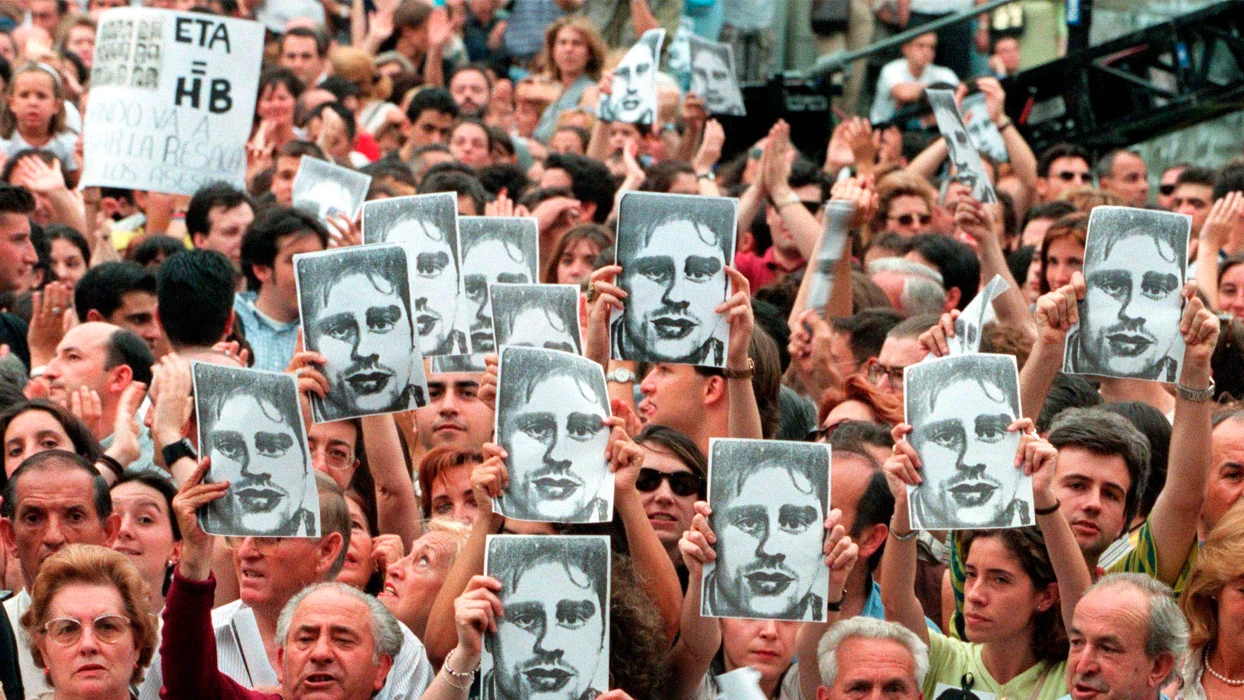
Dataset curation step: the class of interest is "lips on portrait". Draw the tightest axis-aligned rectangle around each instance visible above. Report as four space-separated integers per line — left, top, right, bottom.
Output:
520 657 578 694
522 462 585 510
338 357 400 411
227 476 291 532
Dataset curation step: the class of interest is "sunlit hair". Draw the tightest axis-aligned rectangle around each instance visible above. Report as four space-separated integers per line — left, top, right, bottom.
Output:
1059 186 1125 214
818 374 904 428
20 544 158 685
0 63 67 139
540 16 608 83
1181 502 1244 649
818 616 928 689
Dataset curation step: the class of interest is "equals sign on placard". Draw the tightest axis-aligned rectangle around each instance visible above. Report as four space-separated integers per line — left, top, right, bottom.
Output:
191 60 207 75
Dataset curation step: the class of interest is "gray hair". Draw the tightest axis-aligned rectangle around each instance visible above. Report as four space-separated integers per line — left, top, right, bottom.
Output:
276 582 404 662
1085 573 1188 685
868 258 947 316
817 617 929 690
868 257 944 285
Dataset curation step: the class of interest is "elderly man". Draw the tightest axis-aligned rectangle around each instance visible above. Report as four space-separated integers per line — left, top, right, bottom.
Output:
1066 573 1188 700
868 259 948 317
0 451 121 699
816 617 927 700
145 471 433 700
867 315 935 400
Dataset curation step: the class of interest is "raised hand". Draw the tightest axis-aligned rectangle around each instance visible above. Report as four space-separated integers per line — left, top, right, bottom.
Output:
954 197 997 244
822 508 859 606
678 501 716 575
693 119 725 175
371 534 405 575
172 457 228 580
471 443 510 517
585 265 626 369
881 423 921 504
1179 285 1220 369
479 354 499 411
1011 418 1057 509
1033 272 1086 346
918 310 959 358
454 575 504 658
27 281 73 365
604 415 644 494
105 381 148 468
717 267 754 371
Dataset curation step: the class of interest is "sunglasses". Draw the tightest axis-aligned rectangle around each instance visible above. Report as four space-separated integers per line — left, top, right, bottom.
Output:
635 468 704 497
1055 171 1092 183
41 615 132 646
1159 183 1177 196
890 213 932 227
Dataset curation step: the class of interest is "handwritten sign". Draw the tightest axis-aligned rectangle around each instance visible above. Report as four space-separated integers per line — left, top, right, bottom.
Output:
81 8 263 195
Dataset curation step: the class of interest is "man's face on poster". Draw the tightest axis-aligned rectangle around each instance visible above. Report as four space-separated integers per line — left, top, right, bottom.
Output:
691 48 731 113
611 42 656 123
463 239 533 353
507 306 578 354
296 180 354 222
505 373 609 520
623 219 726 362
1082 231 1182 377
493 560 604 700
316 271 414 415
911 378 1019 527
211 393 305 533
716 463 824 618
382 217 459 355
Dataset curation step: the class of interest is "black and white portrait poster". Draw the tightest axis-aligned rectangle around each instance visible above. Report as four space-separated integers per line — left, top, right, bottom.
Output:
961 92 1008 164
702 438 831 621
294 244 429 422
192 362 319 538
1064 206 1191 382
483 535 611 700
688 34 746 116
291 157 371 224
81 8 264 195
612 191 738 367
904 354 1033 530
430 354 489 374
489 284 583 355
599 28 665 124
805 200 855 312
947 274 1008 356
362 192 465 356
495 346 613 523
926 88 997 204
457 217 540 354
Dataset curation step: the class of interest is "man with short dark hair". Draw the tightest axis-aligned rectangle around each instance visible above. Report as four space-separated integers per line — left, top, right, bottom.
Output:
279 26 330 88
830 310 904 379
1 450 120 698
411 369 494 461
157 249 238 355
403 88 458 160
448 64 492 118
868 314 935 399
1097 149 1150 207
236 208 329 372
75 261 165 357
270 141 326 208
1171 167 1217 240
540 152 617 224
1036 143 1094 203
0 185 37 367
186 182 255 273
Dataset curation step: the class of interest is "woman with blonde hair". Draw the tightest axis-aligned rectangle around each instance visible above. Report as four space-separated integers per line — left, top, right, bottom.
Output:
330 46 402 136
531 16 608 143
1180 503 1244 700
19 544 159 700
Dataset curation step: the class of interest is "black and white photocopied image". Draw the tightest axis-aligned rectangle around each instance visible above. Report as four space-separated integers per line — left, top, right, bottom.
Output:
483 535 611 700
948 274 1008 356
702 438 831 621
961 91 1008 164
904 354 1032 530
495 346 613 523
430 354 490 374
599 29 665 124
927 87 997 204
291 157 371 224
458 216 540 354
490 283 583 355
192 362 319 538
294 244 429 422
804 200 855 312
688 34 746 116
362 192 465 356
1064 206 1190 382
612 191 737 367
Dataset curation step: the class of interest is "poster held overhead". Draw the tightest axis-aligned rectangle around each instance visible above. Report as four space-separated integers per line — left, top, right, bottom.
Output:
458 216 540 354
598 29 665 124
192 362 319 538
291 157 371 225
926 87 997 204
947 274 1009 356
688 34 747 116
489 283 583 355
82 8 264 195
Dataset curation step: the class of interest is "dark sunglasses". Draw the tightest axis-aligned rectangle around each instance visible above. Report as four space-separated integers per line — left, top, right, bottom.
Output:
801 200 824 215
890 213 932 227
1159 183 1177 196
1056 171 1092 182
635 468 704 497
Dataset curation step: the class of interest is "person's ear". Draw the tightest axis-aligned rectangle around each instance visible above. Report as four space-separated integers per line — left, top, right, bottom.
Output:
169 540 183 566
579 201 596 223
1035 178 1049 201
0 518 17 559
856 521 889 561
222 309 235 341
315 531 345 578
190 232 206 249
944 287 961 312
373 654 394 692
276 648 286 684
817 687 832 700
702 374 726 407
102 512 121 547
252 264 274 286
1035 581 1059 613
108 363 134 394
85 309 106 323
1148 652 1176 691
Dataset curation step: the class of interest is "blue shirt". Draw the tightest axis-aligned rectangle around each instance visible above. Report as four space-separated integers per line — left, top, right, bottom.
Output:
232 292 299 373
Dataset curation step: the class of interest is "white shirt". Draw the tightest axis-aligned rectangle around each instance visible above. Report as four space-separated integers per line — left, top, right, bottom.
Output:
692 662 806 700
870 58 960 123
908 0 972 13
3 589 52 699
140 598 434 700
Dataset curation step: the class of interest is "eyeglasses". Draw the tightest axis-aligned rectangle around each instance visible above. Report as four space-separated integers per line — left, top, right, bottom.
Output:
801 201 824 215
1055 171 1092 183
806 419 863 443
867 362 906 385
889 213 932 227
41 615 132 646
635 468 704 497
312 444 355 471
225 536 284 553
1159 183 1177 196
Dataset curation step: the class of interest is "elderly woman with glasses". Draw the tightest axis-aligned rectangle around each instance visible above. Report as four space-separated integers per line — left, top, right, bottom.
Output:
19 544 158 700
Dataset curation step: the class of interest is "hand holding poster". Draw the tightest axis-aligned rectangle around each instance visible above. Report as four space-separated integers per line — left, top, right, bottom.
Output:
926 88 997 204
82 8 264 195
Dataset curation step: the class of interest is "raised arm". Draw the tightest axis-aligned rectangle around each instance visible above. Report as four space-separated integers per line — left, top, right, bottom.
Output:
904 137 948 183
666 501 724 700
1196 193 1244 310
955 198 1037 345
763 121 821 259
1019 274 1085 420
878 424 931 646
361 413 422 549
420 575 503 700
1141 290 1219 584
722 267 762 439
977 78 1037 194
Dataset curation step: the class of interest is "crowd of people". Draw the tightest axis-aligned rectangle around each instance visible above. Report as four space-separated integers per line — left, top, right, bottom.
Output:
0 1 1241 700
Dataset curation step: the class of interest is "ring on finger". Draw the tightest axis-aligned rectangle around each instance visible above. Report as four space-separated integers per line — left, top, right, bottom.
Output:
586 281 599 304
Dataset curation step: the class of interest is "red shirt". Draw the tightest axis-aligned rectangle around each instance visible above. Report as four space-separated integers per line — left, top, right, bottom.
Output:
734 247 806 291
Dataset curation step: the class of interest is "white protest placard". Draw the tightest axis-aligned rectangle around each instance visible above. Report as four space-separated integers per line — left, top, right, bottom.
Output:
82 8 264 195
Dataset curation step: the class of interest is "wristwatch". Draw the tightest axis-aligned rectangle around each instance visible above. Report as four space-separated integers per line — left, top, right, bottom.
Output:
607 367 636 384
1176 379 1215 403
162 438 198 467
722 358 755 380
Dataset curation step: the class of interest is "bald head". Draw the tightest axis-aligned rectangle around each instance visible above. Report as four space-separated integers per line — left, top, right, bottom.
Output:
44 323 153 413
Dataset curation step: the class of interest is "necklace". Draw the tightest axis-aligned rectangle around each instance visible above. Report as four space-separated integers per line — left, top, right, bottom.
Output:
1205 647 1244 686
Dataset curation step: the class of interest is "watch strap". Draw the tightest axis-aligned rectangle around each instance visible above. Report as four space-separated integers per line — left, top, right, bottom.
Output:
722 358 755 380
1176 379 1215 403
162 438 198 467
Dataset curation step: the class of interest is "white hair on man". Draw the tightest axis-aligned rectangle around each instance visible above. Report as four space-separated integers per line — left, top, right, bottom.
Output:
276 581 405 661
817 616 929 689
1085 573 1189 684
869 258 947 317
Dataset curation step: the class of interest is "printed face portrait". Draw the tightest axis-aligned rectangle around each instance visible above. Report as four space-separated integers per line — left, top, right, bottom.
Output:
294 179 356 222
1081 229 1183 378
507 306 579 353
609 33 661 123
460 219 539 354
317 271 415 415
690 43 733 114
492 284 582 355
714 462 825 618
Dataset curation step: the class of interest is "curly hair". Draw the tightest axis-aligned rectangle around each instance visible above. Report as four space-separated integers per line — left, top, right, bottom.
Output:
21 544 158 686
540 16 608 83
608 554 670 700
